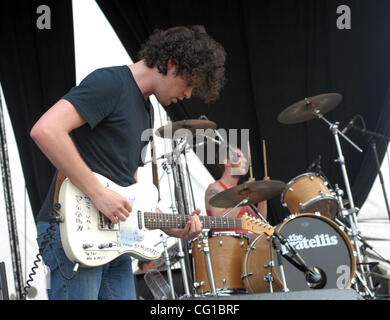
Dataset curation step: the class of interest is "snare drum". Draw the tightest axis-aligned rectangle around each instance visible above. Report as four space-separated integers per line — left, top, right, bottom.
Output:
242 213 356 293
281 172 338 218
191 231 249 295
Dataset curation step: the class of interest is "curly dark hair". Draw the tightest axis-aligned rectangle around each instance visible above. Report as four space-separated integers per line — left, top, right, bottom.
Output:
138 25 227 104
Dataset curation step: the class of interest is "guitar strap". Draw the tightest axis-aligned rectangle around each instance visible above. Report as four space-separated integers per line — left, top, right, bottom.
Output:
53 171 66 205
149 106 161 201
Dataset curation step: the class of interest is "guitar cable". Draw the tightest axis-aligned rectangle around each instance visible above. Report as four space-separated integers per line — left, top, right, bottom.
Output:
21 204 79 300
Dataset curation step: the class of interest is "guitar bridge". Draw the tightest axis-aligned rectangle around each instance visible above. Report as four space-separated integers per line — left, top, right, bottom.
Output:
98 212 120 231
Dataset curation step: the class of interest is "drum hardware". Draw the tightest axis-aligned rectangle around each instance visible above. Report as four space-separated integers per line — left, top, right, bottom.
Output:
160 234 176 299
200 235 218 296
221 198 249 217
273 239 289 292
335 215 390 294
264 273 275 293
154 135 197 298
222 278 227 291
249 204 325 290
193 281 205 296
313 115 373 297
278 94 375 298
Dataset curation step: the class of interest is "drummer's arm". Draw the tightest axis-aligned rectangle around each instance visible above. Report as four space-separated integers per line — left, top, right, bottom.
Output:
257 176 270 219
205 185 241 217
256 201 267 219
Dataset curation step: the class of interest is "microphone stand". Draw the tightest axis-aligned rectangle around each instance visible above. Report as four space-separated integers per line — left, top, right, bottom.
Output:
156 234 176 299
349 125 390 222
311 108 374 298
168 139 194 297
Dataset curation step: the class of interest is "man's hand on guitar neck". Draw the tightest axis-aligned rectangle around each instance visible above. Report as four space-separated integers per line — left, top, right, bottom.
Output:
158 208 203 240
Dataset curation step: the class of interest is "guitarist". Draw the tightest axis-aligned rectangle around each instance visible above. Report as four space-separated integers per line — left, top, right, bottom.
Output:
30 26 226 300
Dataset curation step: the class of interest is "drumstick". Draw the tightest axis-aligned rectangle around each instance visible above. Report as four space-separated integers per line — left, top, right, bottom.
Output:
247 140 253 178
262 139 268 177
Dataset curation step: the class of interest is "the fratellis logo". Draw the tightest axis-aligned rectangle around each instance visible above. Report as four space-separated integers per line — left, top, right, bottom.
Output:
287 233 338 250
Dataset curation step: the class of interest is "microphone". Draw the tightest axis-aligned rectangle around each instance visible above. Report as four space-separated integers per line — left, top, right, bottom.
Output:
307 155 321 172
213 129 241 163
305 267 326 289
230 147 240 163
341 115 359 134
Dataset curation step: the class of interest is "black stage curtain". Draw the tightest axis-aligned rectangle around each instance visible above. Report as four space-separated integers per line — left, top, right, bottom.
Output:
97 0 390 225
0 1 75 219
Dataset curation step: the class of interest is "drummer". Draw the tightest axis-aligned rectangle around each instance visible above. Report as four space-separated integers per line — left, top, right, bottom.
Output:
205 145 269 236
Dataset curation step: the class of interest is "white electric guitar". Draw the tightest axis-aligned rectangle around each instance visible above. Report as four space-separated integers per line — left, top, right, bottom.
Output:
58 172 274 267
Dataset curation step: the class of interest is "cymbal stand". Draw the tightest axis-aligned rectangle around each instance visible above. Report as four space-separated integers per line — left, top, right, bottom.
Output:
163 139 194 298
312 108 374 298
334 184 375 291
222 198 249 217
160 234 176 299
200 233 217 296
170 135 212 297
334 184 390 283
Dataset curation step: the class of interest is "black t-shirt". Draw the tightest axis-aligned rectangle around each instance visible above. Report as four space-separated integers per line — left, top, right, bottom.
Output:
37 65 152 222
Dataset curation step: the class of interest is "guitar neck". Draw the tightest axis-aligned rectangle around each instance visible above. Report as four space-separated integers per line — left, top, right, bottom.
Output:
143 212 243 230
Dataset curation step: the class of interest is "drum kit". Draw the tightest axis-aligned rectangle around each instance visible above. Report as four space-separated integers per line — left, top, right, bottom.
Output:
152 93 389 300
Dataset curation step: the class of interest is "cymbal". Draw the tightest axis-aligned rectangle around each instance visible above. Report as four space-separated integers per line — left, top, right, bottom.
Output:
156 119 217 138
209 180 286 208
277 93 343 124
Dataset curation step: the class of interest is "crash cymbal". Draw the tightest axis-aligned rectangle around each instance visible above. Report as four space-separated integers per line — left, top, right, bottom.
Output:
156 119 217 138
209 180 286 208
277 93 343 124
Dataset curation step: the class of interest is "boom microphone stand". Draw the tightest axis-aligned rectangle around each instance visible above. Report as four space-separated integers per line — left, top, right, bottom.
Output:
349 125 390 222
168 138 196 297
311 108 374 298
248 204 324 290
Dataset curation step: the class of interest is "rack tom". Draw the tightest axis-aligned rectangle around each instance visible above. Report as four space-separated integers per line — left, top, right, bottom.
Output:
281 172 338 218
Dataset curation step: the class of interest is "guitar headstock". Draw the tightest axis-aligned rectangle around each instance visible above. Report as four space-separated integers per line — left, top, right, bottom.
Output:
241 215 274 236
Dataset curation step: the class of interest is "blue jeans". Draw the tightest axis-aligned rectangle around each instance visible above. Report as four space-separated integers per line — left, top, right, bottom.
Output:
37 222 136 300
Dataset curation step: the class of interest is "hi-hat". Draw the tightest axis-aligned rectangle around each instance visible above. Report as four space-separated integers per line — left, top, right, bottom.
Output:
209 180 286 208
277 93 343 124
156 119 217 138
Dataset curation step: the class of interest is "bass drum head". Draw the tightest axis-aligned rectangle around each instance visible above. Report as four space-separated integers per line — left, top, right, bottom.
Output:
242 213 356 293
274 213 356 291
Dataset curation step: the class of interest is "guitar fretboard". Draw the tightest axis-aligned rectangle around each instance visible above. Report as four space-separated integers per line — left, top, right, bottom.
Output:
143 212 243 230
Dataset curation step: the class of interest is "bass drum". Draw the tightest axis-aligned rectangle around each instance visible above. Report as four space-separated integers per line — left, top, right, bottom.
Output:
242 213 356 293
